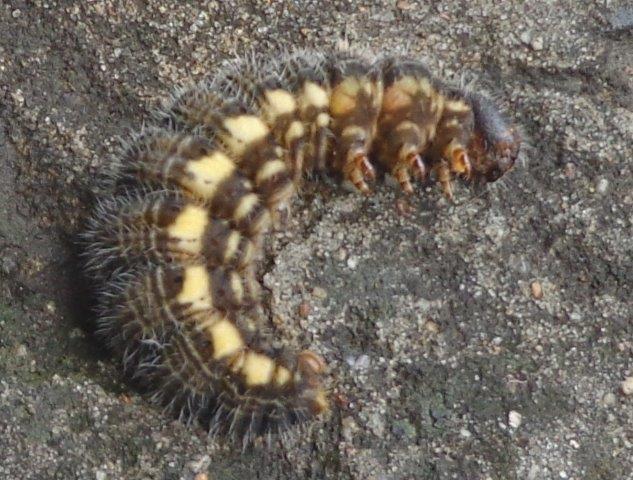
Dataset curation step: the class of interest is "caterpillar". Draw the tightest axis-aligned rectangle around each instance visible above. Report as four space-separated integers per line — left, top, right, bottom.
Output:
81 47 521 445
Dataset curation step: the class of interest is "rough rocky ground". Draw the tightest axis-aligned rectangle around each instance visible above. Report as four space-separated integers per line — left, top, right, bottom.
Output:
0 1 631 479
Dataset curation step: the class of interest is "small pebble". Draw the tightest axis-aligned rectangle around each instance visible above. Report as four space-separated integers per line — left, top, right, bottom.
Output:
459 428 472 438
312 287 327 299
297 302 310 318
508 410 522 429
531 36 544 50
194 474 209 480
602 392 617 406
596 178 609 194
531 281 543 300
621 377 633 396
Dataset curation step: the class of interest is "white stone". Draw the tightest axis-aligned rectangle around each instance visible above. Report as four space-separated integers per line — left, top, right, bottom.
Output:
508 410 522 429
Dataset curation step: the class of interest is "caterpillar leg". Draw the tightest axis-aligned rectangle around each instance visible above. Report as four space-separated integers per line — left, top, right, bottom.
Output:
328 55 383 193
392 151 428 194
343 150 375 194
444 139 472 179
435 161 454 200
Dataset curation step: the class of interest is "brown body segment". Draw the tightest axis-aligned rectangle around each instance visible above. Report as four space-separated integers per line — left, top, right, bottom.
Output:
115 129 271 237
274 50 333 176
376 59 445 193
328 56 384 193
153 313 328 438
82 192 256 279
100 267 327 439
425 92 475 198
161 83 296 215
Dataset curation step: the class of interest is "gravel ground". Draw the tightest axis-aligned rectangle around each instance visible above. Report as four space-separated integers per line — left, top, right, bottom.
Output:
0 1 632 479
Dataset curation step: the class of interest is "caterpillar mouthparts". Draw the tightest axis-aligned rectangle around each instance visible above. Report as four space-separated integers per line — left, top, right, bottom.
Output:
81 47 521 445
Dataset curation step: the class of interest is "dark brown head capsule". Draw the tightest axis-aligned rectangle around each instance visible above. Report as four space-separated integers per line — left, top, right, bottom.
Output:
465 92 521 182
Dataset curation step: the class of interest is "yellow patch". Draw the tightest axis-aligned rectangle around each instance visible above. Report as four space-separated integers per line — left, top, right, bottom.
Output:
395 120 421 135
233 193 259 221
444 100 470 113
240 240 254 267
443 118 461 129
166 204 208 255
284 120 305 144
373 80 384 108
443 138 465 158
341 125 366 139
396 76 419 96
223 231 241 263
263 89 297 122
274 366 292 386
330 78 360 117
382 84 411 112
429 92 444 115
302 81 329 110
362 79 374 96
417 78 432 97
242 352 275 386
208 319 244 360
229 271 244 303
316 112 330 128
255 159 287 185
222 115 270 156
426 124 437 142
176 265 213 311
182 152 236 200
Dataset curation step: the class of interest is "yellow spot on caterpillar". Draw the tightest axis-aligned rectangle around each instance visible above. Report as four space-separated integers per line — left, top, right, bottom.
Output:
229 271 244 303
330 78 360 116
444 118 461 129
223 231 241 263
233 193 259 221
382 85 412 112
176 265 213 311
263 89 297 122
362 79 373 96
426 124 437 142
274 366 292 386
341 125 366 139
284 120 305 144
255 159 287 185
316 112 330 128
395 120 421 135
166 204 208 254
222 115 270 156
396 76 419 95
374 80 384 107
429 92 444 115
418 78 432 97
182 152 236 200
444 100 470 113
302 81 329 110
209 319 244 360
242 352 275 386
241 241 254 266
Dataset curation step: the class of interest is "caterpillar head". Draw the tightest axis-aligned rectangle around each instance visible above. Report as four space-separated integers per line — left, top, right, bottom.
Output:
466 92 521 183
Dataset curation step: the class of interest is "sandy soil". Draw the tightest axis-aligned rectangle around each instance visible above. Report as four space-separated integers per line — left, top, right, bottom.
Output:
0 1 631 479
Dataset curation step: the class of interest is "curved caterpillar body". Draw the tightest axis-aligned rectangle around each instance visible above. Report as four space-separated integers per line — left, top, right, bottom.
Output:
81 48 521 443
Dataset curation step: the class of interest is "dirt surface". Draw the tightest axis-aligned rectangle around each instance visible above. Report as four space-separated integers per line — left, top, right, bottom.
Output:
0 1 632 479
